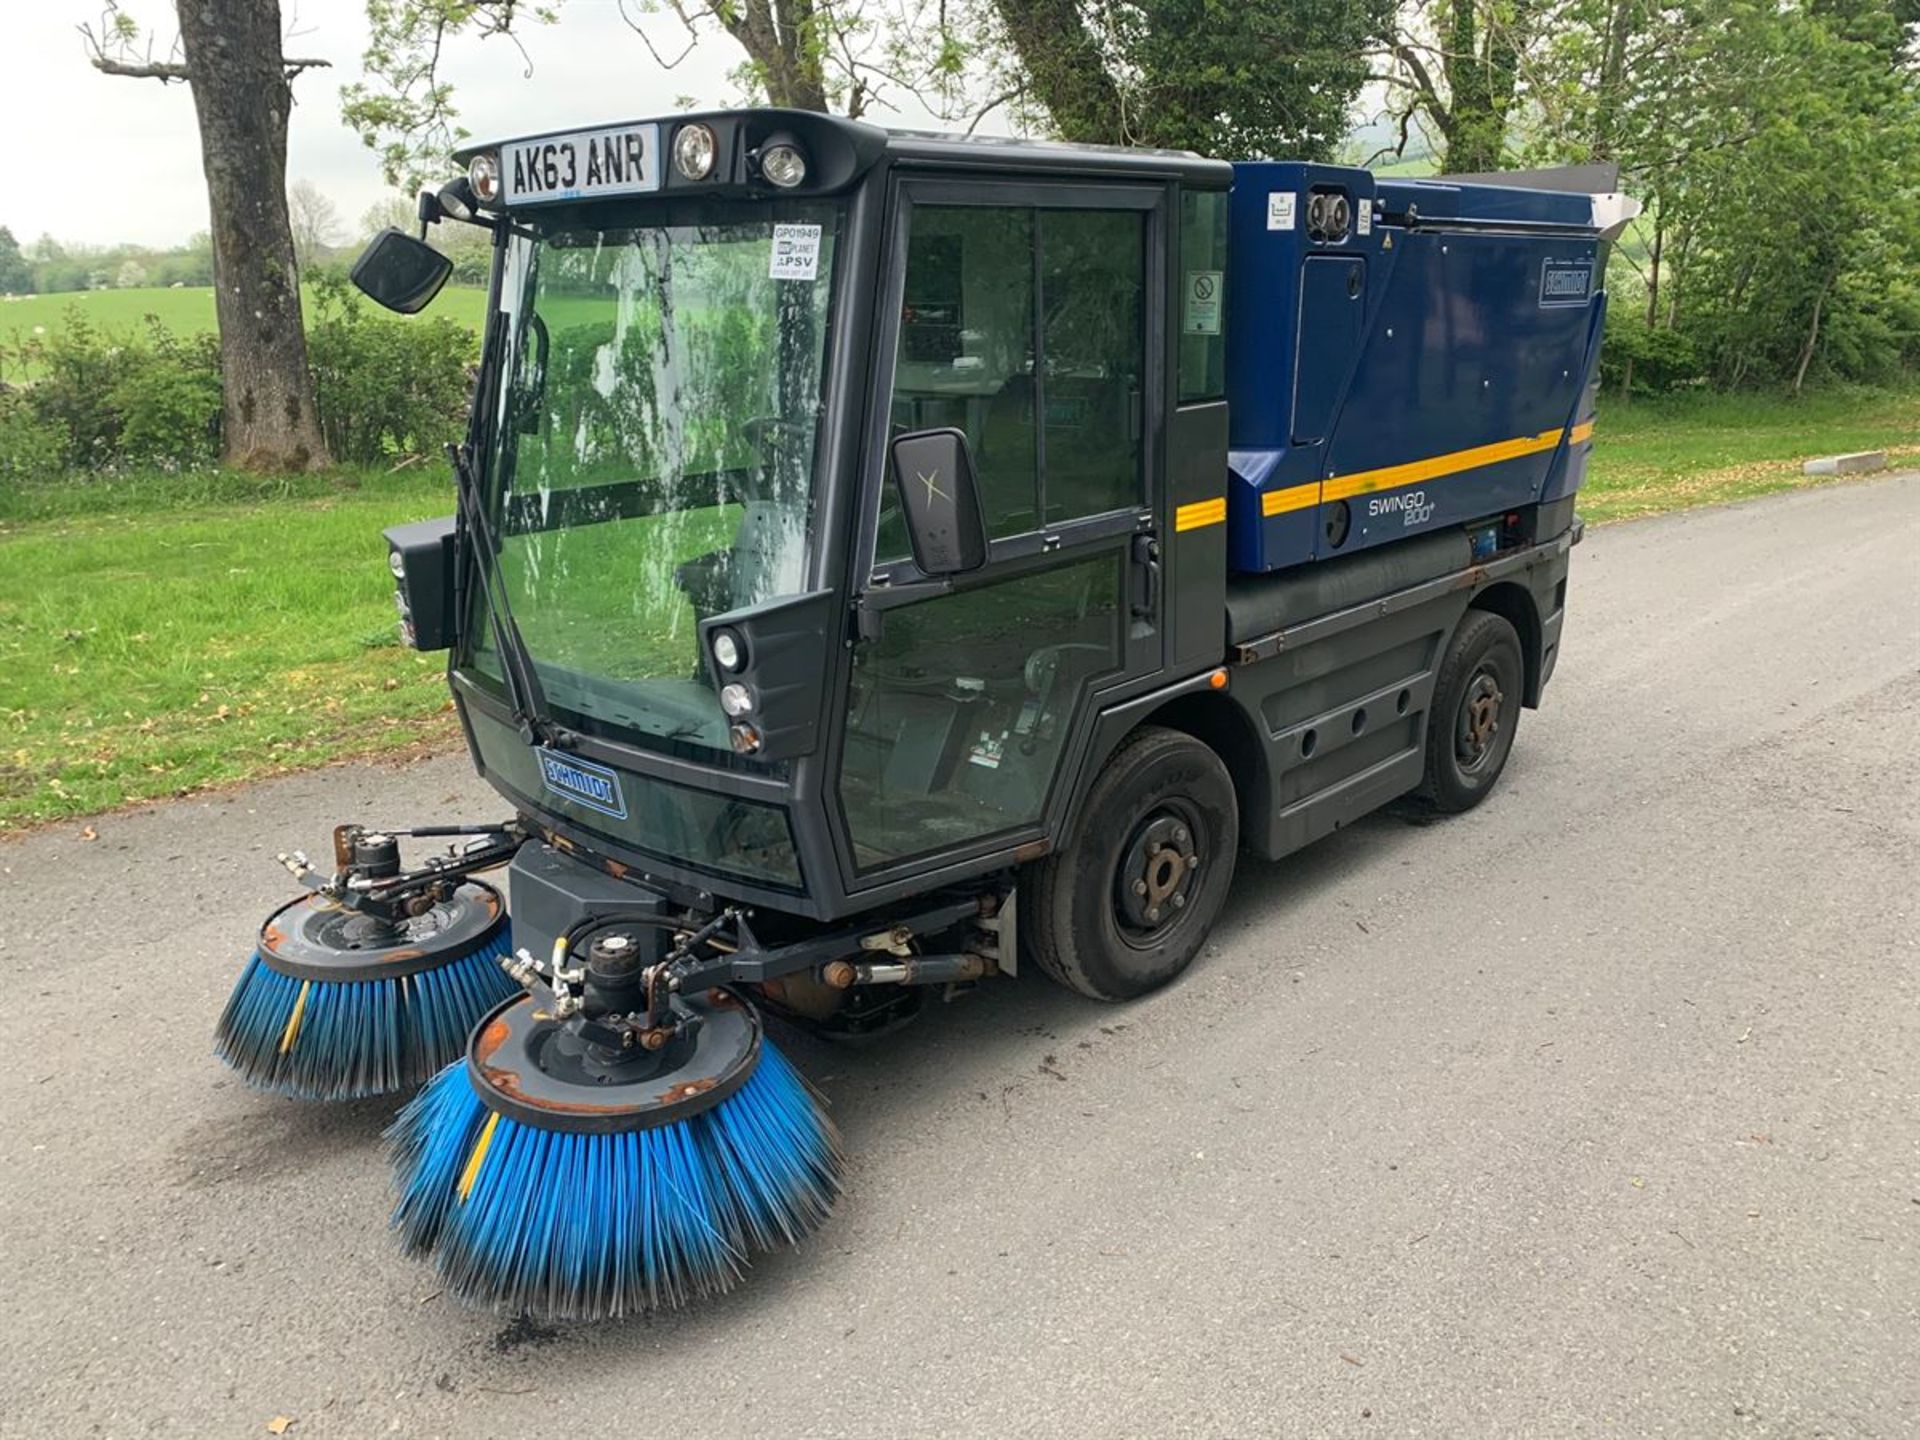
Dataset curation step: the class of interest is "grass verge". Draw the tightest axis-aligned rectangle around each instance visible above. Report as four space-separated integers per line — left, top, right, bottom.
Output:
0 467 460 831
1 386 1912 831
1582 386 1919 522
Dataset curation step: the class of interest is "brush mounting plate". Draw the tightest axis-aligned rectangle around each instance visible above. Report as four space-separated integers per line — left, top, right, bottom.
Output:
258 880 508 985
465 988 762 1135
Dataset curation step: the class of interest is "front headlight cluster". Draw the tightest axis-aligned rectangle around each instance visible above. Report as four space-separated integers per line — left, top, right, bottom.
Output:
710 628 760 752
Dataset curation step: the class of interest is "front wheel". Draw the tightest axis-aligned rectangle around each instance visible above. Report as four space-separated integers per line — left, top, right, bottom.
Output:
1023 726 1239 1001
1417 608 1524 813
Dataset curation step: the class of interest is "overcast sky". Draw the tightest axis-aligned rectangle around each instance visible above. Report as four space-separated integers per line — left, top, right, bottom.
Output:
1 0 1019 250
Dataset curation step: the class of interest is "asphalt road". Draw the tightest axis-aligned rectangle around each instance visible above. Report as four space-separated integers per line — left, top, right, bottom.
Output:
3 475 1917 1440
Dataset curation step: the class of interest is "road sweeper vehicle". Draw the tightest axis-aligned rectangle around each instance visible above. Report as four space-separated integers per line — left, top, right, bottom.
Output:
215 108 1634 1320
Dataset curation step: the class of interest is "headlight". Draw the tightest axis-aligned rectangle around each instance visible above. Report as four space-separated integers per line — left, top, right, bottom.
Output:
711 629 745 671
759 142 807 189
719 683 754 718
672 123 717 181
468 152 500 203
729 722 763 755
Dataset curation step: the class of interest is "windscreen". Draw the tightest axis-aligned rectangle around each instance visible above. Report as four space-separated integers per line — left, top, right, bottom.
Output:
472 203 841 756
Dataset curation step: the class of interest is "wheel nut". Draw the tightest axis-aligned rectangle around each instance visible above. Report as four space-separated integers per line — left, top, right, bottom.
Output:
1172 894 1186 909
1133 880 1148 896
1172 826 1188 844
1146 907 1160 922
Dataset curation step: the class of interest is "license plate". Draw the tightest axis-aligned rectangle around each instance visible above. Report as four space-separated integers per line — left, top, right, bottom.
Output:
503 124 661 206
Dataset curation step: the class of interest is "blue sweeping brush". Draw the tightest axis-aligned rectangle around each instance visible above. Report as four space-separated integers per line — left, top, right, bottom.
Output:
387 985 841 1320
214 881 518 1101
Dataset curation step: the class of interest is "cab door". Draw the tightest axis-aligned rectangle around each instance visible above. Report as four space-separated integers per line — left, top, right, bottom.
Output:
833 178 1166 885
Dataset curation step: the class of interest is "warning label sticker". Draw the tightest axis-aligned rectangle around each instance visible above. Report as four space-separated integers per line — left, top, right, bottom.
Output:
1184 270 1223 335
1266 193 1296 231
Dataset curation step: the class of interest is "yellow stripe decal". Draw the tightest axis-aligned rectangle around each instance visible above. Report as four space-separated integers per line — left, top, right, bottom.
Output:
277 980 311 1056
1175 497 1226 532
458 1112 501 1204
1318 420 1598 505
1261 481 1321 517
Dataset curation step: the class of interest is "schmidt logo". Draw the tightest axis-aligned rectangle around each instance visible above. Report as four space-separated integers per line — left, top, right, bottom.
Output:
537 749 628 820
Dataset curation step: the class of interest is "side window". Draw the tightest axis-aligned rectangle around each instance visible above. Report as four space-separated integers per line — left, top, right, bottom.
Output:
882 207 1038 557
1040 209 1144 523
877 201 1146 564
1178 189 1228 403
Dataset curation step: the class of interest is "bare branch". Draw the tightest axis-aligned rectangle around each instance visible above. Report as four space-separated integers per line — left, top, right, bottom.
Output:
617 0 700 70
85 51 189 81
965 84 1024 136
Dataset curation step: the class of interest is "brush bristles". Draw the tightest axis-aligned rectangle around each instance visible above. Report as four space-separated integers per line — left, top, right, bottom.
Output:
386 1044 843 1320
213 933 519 1101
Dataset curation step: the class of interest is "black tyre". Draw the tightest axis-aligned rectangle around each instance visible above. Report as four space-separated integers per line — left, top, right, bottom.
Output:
1418 608 1524 813
1023 726 1239 1001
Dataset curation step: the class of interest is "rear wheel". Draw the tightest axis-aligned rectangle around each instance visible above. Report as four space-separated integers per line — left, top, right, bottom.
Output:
1023 726 1238 1001
1418 608 1524 813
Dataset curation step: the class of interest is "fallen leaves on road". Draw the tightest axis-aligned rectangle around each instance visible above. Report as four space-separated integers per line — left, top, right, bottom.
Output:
266 1419 295 1436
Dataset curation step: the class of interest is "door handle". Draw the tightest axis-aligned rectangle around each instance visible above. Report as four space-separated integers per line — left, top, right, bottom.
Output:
1130 534 1161 618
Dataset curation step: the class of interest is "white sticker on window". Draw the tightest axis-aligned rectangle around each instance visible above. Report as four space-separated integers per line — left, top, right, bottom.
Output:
1184 270 1223 335
1266 192 1297 231
769 223 822 281
1356 204 1372 237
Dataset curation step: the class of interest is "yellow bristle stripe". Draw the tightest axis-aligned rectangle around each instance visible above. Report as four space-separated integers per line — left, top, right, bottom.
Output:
458 1112 501 1204
277 980 311 1056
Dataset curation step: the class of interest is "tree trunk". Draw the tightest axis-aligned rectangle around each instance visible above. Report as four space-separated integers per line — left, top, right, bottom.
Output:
1791 271 1834 397
175 0 329 471
991 0 1127 142
1590 0 1634 160
1437 0 1524 173
757 0 831 111
1644 212 1662 327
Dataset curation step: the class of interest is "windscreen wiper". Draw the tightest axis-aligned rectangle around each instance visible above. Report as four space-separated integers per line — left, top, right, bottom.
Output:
447 438 563 749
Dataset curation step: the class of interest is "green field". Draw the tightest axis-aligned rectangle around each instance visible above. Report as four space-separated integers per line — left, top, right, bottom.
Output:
0 283 492 371
0 387 1913 831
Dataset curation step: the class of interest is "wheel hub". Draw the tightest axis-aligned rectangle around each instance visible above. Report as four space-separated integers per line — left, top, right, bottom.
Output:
1458 671 1504 767
1116 810 1201 933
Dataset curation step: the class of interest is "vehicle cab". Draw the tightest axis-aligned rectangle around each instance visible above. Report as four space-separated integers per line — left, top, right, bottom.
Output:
377 109 1232 925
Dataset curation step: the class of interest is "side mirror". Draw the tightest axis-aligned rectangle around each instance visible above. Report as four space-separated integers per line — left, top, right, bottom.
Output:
889 428 988 576
350 228 453 315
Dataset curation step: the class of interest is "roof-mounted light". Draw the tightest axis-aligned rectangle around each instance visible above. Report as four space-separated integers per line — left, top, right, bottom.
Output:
672 123 717 181
758 140 807 189
468 152 501 204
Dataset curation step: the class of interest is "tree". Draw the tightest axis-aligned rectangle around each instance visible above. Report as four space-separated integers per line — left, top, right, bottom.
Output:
1372 0 1542 173
991 0 1394 158
1525 0 1920 393
288 179 343 272
344 0 994 192
84 1 331 471
0 227 33 294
